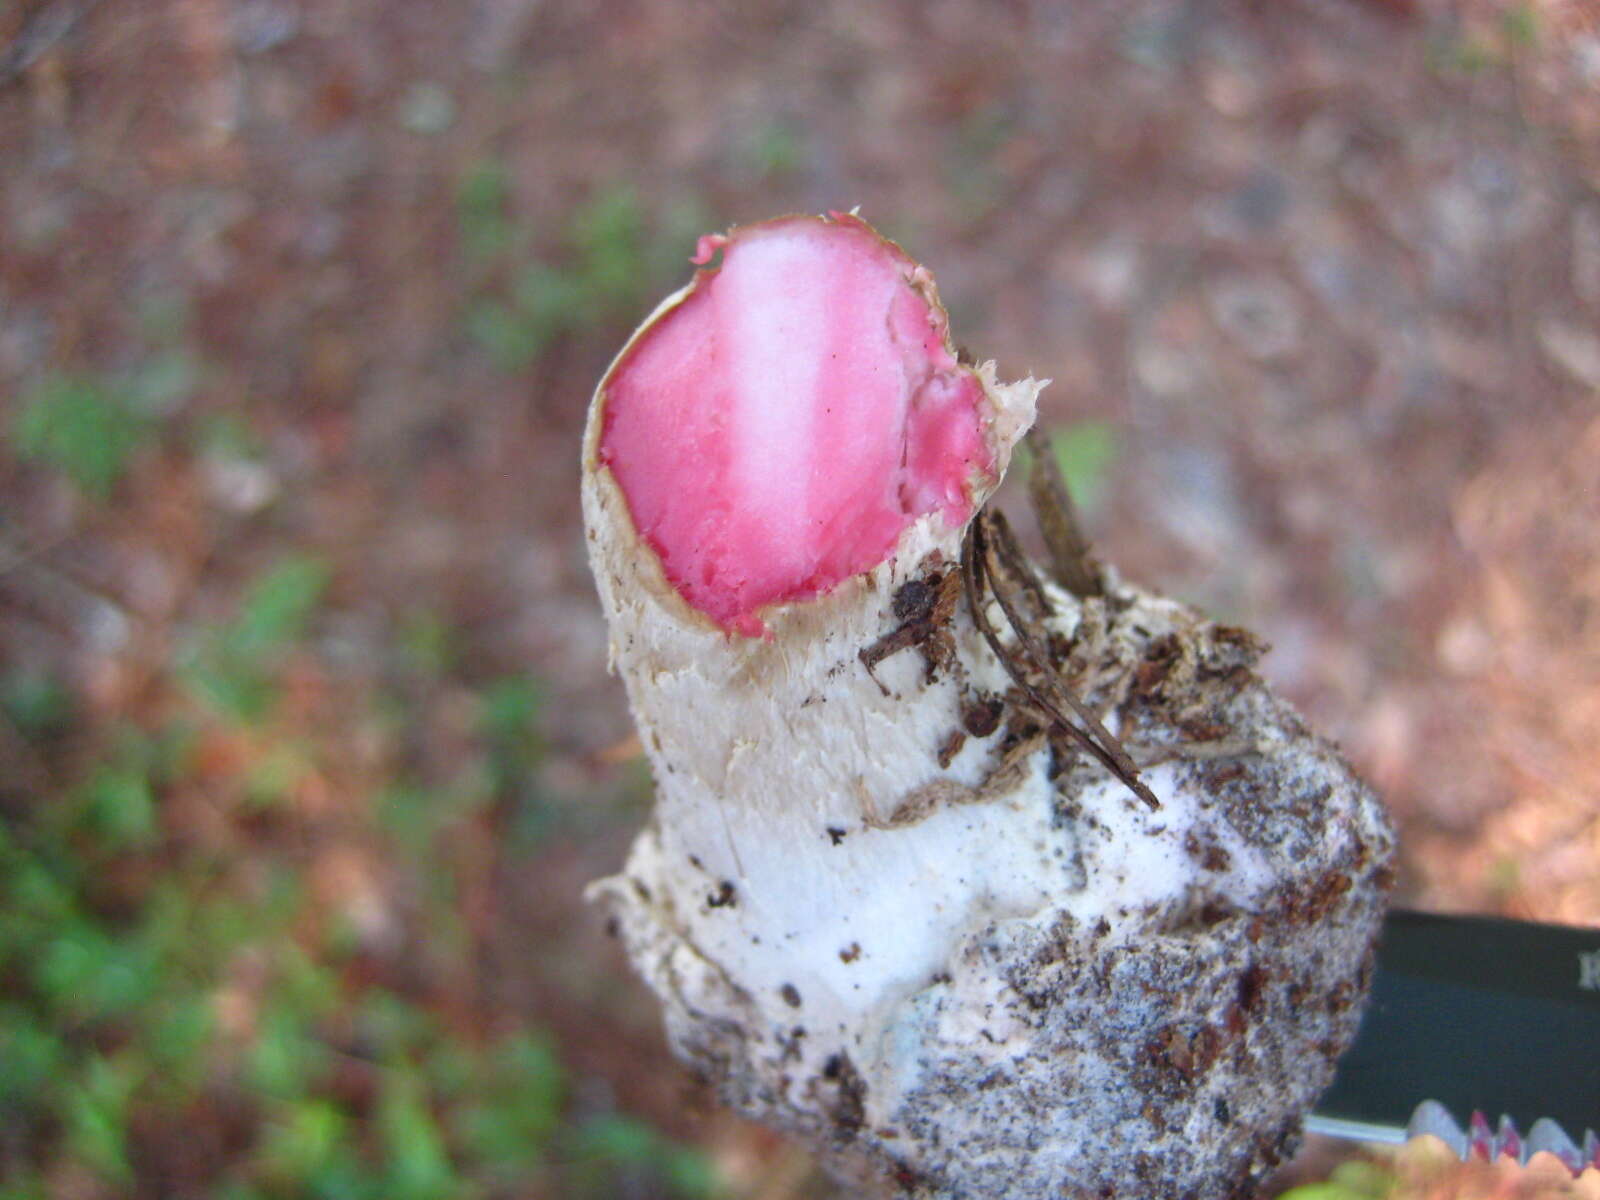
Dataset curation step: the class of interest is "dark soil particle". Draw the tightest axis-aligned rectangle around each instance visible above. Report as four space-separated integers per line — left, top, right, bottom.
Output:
1237 963 1269 1014
861 570 962 686
893 577 939 621
1132 634 1183 698
1286 870 1354 926
936 728 966 769
890 1161 927 1192
821 1052 868 1141
960 696 1004 738
1184 830 1233 872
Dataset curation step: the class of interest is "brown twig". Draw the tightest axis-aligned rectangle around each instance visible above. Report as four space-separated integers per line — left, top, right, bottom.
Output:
962 513 1159 811
1024 428 1103 598
983 507 1052 619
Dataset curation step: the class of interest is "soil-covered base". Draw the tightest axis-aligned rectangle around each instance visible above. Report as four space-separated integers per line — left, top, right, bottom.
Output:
596 532 1393 1197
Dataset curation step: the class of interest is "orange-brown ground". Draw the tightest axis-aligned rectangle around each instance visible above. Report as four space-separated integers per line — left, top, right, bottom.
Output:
2 1 1596 1196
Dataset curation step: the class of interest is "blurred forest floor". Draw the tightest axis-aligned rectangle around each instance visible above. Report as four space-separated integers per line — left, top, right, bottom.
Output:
1 1 1597 1197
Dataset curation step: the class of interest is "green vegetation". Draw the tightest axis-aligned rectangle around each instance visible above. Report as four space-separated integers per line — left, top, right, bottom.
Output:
0 575 720 1198
1010 420 1120 516
1 669 71 736
459 170 713 373
1501 2 1539 49
1427 5 1540 77
395 606 459 680
1045 421 1118 514
11 296 198 500
1279 1159 1393 1200
1428 32 1497 75
457 159 517 265
181 554 332 723
13 374 158 498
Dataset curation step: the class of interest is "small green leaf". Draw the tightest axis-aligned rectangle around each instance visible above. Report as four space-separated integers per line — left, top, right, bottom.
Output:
3 853 76 924
0 1009 64 1110
185 556 330 721
1502 2 1538 47
144 995 213 1088
479 677 540 749
377 783 438 853
571 185 646 312
454 1031 563 1172
1428 32 1497 75
35 926 154 1021
247 1005 330 1100
77 763 158 850
1048 422 1119 513
575 1113 658 1164
378 1070 457 1200
62 1055 137 1183
360 990 436 1062
477 677 548 830
662 1145 721 1199
234 556 331 654
244 743 309 810
184 655 273 724
262 1099 350 1179
0 670 71 736
13 375 153 498
276 942 341 1017
457 159 514 263
0 1169 47 1200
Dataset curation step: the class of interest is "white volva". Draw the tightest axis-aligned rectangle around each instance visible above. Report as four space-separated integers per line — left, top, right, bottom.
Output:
583 260 1393 1199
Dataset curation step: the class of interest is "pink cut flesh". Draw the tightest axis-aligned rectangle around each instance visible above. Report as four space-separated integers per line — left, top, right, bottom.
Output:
598 215 993 636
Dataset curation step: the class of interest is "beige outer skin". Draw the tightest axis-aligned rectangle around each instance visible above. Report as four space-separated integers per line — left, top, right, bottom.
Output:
582 280 1394 1199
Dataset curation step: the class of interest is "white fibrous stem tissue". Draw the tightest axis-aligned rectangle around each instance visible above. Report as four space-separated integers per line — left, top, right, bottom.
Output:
581 212 1395 1199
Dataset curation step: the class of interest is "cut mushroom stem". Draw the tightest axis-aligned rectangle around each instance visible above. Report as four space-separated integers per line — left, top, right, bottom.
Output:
582 212 1394 1200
